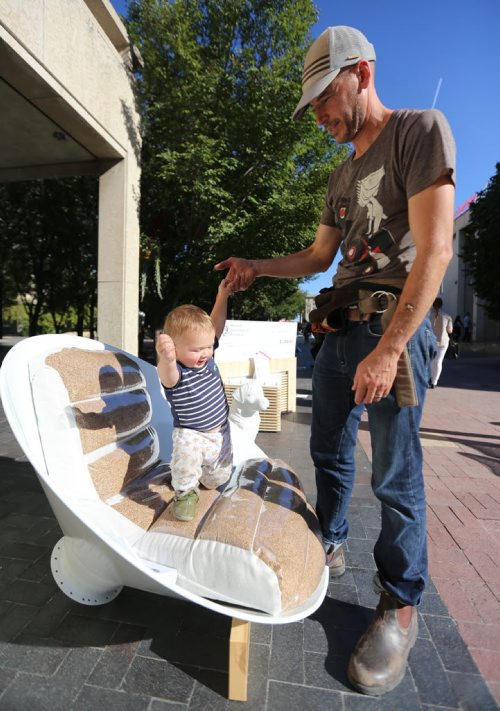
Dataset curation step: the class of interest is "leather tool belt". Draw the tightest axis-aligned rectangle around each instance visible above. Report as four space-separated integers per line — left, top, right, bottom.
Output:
308 282 418 408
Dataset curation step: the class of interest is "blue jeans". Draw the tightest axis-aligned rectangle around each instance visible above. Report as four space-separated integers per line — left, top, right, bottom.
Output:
310 314 436 606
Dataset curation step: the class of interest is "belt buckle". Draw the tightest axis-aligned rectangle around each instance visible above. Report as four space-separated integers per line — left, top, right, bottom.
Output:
371 290 397 313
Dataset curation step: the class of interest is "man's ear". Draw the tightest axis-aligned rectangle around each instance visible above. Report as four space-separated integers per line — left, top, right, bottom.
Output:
357 60 371 89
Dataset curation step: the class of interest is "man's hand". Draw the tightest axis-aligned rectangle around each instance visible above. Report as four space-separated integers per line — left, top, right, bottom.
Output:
214 257 257 292
156 333 177 364
352 348 399 405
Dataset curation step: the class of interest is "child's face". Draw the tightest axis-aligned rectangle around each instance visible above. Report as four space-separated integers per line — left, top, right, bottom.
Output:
174 328 215 368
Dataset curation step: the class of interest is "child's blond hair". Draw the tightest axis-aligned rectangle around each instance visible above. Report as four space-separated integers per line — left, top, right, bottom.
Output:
163 304 214 339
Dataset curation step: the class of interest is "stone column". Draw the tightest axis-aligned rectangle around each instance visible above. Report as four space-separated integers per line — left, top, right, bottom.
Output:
97 155 140 354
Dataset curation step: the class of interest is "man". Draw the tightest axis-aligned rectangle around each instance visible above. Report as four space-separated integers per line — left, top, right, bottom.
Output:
215 26 455 695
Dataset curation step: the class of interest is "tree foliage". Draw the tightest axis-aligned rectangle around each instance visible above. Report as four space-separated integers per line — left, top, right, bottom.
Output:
126 0 348 325
0 177 98 336
462 163 500 321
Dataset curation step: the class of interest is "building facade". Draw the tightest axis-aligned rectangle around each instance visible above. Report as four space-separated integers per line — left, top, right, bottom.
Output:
1 0 141 353
442 200 500 343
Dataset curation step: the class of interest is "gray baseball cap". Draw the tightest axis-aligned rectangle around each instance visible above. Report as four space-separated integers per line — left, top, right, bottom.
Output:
293 26 376 121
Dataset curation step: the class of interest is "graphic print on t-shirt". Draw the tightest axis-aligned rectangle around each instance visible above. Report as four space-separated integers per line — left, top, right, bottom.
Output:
343 165 395 276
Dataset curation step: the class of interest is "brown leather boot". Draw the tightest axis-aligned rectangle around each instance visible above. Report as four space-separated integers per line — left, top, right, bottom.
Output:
347 591 418 695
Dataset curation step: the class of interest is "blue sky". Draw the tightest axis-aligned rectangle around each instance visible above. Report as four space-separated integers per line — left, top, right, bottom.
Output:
111 0 500 293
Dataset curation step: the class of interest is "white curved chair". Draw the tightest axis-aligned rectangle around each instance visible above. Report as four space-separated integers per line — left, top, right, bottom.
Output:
0 334 328 699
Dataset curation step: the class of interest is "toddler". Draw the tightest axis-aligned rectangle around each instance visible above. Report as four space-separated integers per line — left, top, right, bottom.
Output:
156 282 232 521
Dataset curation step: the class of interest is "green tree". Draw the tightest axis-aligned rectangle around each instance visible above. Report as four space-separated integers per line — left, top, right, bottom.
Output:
0 177 98 336
126 0 348 325
462 163 500 321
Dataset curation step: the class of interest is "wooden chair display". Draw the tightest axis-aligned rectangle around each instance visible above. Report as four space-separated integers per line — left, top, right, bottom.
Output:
0 335 328 701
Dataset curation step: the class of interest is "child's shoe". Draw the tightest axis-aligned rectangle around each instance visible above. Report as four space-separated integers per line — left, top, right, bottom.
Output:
173 490 199 521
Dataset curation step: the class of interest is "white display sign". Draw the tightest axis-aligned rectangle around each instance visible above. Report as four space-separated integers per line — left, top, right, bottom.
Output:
215 320 297 362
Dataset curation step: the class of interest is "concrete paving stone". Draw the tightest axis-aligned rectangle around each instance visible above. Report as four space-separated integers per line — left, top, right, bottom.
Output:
121 655 195 703
87 622 147 688
326 581 359 605
311 596 373 634
351 571 379 609
346 538 376 554
3 490 50 516
188 677 229 710
266 680 344 710
344 520 368 539
87 588 170 628
177 602 232 640
23 591 74 638
52 611 119 647
423 614 479 674
303 617 328 655
16 551 53 583
150 700 188 710
72 685 152 710
415 612 431 639
418 592 449 616
250 622 272 645
0 540 49 562
343 692 382 709
0 601 39 642
0 666 16 695
139 622 230 672
2 578 58 607
364 526 381 541
0 557 34 586
346 551 376 571
329 564 356 597
268 621 305 684
0 634 69 675
408 637 458 707
304 649 351 692
447 671 499 711
0 646 102 711
1 512 38 531
362 673 422 711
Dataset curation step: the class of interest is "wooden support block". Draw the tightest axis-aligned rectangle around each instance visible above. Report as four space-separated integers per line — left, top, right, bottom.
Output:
228 618 251 701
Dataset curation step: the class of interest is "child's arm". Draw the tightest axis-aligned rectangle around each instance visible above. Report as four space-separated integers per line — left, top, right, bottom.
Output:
210 281 232 340
156 334 180 388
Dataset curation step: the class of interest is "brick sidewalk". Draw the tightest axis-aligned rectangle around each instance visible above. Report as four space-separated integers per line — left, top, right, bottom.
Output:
357 353 500 705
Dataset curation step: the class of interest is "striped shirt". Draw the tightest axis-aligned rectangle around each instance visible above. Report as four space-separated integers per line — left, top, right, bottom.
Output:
163 357 228 431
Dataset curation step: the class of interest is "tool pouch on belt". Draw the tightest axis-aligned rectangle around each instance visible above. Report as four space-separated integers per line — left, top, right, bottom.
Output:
308 285 359 328
309 284 418 408
359 289 418 408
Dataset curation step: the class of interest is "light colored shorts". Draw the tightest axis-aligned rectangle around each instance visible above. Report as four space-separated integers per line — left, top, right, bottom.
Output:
170 421 232 493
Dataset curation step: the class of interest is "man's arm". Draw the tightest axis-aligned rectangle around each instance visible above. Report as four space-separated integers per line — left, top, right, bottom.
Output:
214 223 342 292
352 175 455 404
210 281 232 339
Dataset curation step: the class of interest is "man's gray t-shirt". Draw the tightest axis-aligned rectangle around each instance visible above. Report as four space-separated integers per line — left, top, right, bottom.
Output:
320 109 456 290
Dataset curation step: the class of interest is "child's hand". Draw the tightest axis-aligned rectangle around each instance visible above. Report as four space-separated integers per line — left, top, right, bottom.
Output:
156 333 177 363
218 279 233 297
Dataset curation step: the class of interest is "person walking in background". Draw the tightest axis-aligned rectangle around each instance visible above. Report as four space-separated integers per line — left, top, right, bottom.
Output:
215 25 455 696
429 298 453 388
463 311 472 342
452 314 463 341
